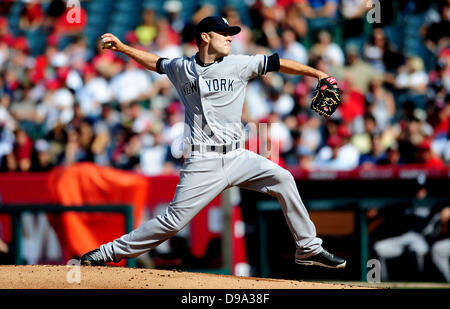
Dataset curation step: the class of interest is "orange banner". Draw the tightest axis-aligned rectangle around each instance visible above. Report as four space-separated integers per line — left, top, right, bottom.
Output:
46 163 148 260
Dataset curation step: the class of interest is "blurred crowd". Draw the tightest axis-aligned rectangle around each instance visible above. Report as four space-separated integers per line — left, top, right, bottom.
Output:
0 0 449 175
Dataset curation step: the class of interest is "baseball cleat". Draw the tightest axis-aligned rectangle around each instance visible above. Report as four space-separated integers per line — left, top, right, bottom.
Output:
80 248 106 266
295 249 346 269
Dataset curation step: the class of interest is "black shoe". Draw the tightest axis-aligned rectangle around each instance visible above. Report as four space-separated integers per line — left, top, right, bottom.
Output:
295 249 346 269
80 248 106 266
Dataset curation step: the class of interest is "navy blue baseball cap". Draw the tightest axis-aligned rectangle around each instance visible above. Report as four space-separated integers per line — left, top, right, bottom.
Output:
195 16 241 44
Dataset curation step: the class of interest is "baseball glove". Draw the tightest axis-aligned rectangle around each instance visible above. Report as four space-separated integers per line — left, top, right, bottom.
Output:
311 76 340 118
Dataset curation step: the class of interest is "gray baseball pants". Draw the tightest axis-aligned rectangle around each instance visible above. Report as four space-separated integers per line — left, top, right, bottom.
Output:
373 231 429 280
431 239 450 282
100 148 323 262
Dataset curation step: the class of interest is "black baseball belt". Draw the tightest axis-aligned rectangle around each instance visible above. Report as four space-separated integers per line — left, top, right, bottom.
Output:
191 141 241 154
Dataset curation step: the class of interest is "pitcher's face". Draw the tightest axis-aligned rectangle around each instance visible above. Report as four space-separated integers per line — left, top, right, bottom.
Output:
207 31 232 56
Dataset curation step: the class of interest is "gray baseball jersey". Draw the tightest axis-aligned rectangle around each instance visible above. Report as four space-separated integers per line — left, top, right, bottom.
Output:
158 54 270 145
98 52 323 265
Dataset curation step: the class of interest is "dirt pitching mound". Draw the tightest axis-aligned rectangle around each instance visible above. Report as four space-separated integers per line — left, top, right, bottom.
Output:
0 265 375 289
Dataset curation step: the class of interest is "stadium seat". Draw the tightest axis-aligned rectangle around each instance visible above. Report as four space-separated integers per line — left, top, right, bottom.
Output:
26 29 48 56
224 0 252 26
7 1 23 37
142 0 166 16
178 2 198 22
400 12 431 67
105 24 129 43
383 24 403 51
83 27 104 50
88 1 113 14
199 0 223 10
87 12 110 28
110 11 140 30
7 15 21 37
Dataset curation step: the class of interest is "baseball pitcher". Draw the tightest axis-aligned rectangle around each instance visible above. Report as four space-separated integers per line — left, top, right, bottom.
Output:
80 16 345 269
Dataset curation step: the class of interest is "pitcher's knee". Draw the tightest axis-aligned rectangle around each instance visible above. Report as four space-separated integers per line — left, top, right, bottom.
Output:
275 168 295 185
409 236 429 256
411 243 429 256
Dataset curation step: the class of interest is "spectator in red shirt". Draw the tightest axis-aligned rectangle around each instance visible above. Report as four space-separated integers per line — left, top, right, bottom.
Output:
416 139 445 168
337 78 365 124
19 0 45 31
0 17 15 47
13 128 33 172
52 4 87 36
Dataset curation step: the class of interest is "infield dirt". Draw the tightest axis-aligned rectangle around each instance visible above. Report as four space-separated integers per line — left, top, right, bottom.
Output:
0 265 375 289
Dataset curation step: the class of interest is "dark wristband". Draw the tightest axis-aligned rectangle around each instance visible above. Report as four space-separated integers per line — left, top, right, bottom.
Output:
156 57 168 74
266 53 280 73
